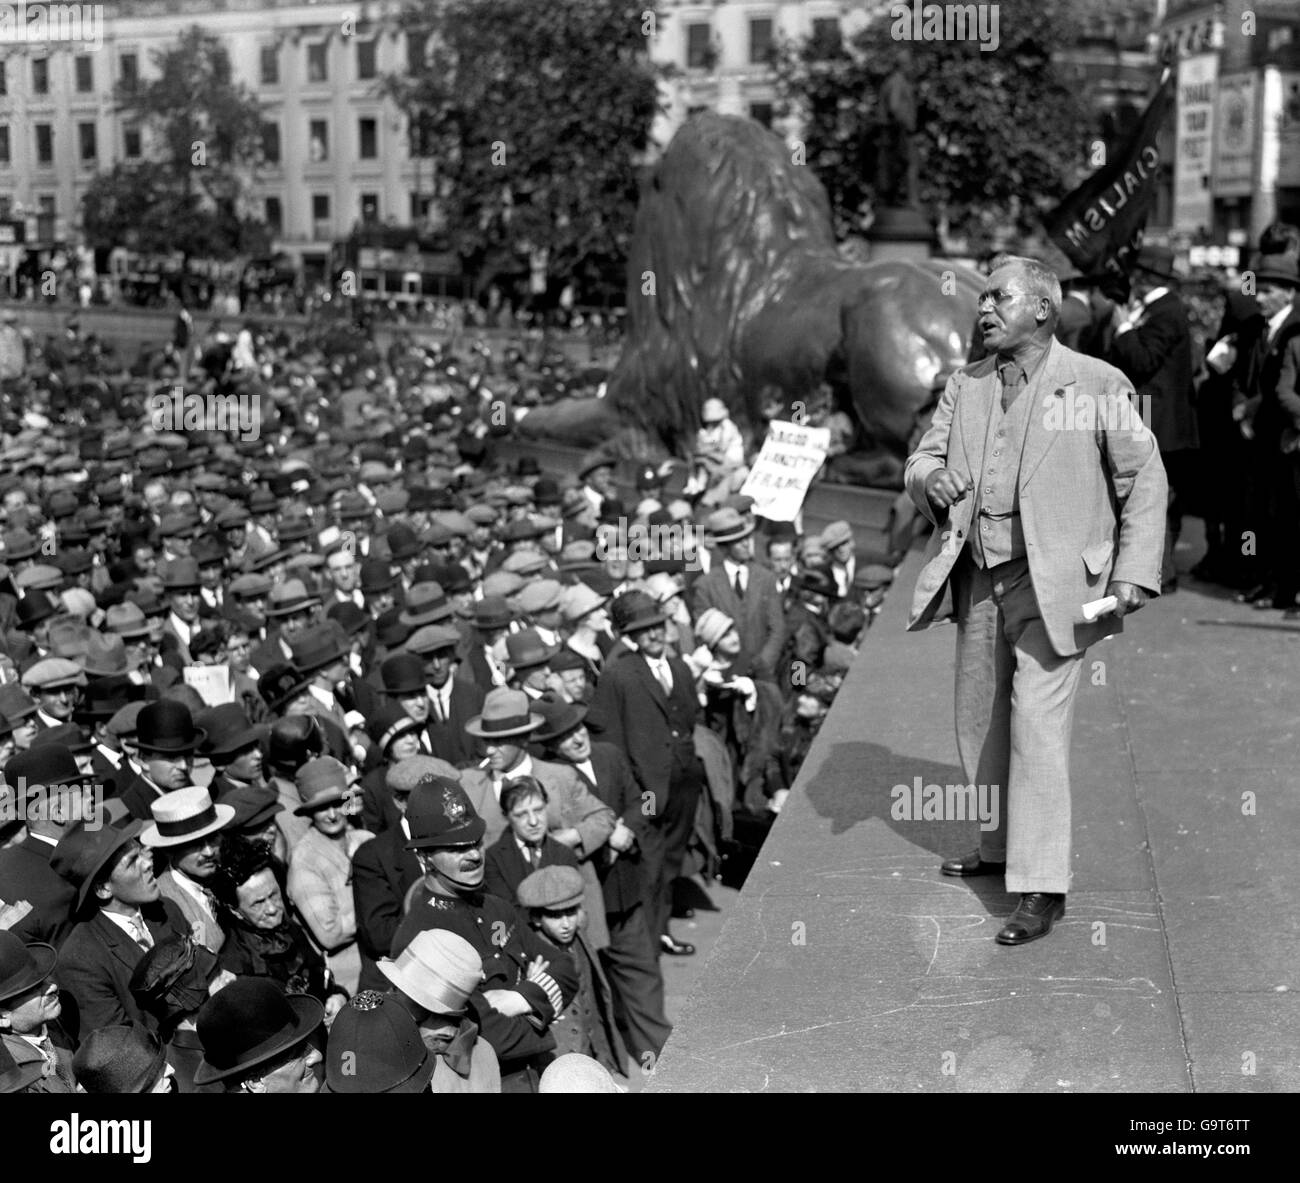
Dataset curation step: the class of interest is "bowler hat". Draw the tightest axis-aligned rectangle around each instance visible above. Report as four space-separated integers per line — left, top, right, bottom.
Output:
193 977 324 1085
51 818 145 913
15 590 58 630
72 1026 169 1094
378 929 482 1017
609 590 666 635
473 595 513 632
136 700 205 754
360 558 397 594
463 688 544 739
326 601 371 638
142 786 235 849
796 567 838 599
325 991 436 1094
4 744 95 797
266 713 324 770
381 653 427 696
578 450 614 481
384 523 423 562
404 775 486 850
0 932 57 1004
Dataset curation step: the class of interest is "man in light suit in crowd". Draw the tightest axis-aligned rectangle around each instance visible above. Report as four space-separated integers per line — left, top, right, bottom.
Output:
904 256 1167 946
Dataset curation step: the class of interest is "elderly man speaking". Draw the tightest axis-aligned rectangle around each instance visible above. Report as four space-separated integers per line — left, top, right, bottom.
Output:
904 256 1167 946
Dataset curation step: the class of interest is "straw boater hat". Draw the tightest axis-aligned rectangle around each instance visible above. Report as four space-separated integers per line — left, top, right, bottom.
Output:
141 786 235 849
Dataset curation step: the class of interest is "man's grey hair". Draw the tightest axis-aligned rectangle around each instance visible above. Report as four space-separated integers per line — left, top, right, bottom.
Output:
992 255 1062 319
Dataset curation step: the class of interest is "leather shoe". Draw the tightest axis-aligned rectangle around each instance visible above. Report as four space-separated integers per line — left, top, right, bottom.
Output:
995 892 1065 945
940 848 1006 877
660 935 695 956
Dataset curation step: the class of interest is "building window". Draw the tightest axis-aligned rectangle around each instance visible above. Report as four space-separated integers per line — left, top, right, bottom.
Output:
810 18 841 58
262 121 280 165
410 192 433 221
750 18 774 65
361 193 379 222
78 122 97 162
35 125 53 165
75 55 93 92
124 126 141 159
121 53 138 86
307 42 328 83
37 195 55 242
33 59 49 95
265 196 283 235
312 193 331 238
686 24 711 69
407 32 426 72
357 39 377 80
750 102 773 128
260 44 279 86
0 62 6 97
308 120 329 162
0 126 9 166
359 117 377 159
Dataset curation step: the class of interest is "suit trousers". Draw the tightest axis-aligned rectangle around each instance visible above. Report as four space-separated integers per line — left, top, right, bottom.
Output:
952 551 1085 895
642 751 703 942
599 902 671 1062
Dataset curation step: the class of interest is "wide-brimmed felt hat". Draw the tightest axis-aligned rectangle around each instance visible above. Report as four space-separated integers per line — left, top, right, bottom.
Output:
0 931 57 1004
398 582 454 627
263 578 321 618
51 818 145 913
104 602 153 639
1132 243 1178 281
404 775 486 850
194 977 324 1086
325 990 437 1094
473 595 513 631
73 1026 170 1094
559 583 606 624
578 450 615 481
158 557 202 591
464 688 544 740
79 632 129 679
1251 251 1300 287
136 700 205 754
504 628 560 672
224 783 284 833
704 506 755 545
197 703 265 760
378 929 482 1017
532 698 588 745
258 663 312 713
142 786 235 849
289 623 350 675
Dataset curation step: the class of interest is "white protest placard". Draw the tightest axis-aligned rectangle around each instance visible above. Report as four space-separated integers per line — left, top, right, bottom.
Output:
739 420 830 521
184 665 235 707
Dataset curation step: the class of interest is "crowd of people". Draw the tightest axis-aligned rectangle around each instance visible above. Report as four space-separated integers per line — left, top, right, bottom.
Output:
1043 222 1300 609
0 308 893 1095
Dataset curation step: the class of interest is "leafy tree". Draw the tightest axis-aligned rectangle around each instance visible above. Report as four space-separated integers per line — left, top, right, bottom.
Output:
385 0 667 302
80 26 268 280
772 0 1091 245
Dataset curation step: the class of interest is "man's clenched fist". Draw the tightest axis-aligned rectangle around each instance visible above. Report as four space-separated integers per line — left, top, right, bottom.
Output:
925 467 973 510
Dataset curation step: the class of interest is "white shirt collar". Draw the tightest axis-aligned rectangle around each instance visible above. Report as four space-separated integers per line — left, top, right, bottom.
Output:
170 866 215 912
1141 286 1168 307
573 758 595 785
168 612 194 645
308 683 337 711
1267 302 1294 343
27 831 58 848
498 753 533 790
102 908 148 941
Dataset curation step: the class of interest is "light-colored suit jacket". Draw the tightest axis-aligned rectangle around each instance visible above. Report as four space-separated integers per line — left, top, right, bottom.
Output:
157 867 225 953
904 339 1167 657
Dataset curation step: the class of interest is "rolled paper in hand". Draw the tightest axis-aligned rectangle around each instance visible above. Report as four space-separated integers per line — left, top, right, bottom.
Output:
1082 595 1118 622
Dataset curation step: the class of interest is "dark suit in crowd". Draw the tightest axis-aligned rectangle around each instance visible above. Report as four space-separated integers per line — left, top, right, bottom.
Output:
691 562 786 680
0 835 77 947
351 826 422 992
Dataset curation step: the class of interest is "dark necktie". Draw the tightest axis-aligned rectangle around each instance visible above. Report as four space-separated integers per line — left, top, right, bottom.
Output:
999 361 1024 413
528 845 541 870
733 569 745 600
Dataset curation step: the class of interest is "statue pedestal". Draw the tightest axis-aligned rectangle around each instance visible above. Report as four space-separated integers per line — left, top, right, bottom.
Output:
866 206 937 262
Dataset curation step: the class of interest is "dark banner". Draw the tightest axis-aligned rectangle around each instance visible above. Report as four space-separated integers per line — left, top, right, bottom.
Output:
1044 68 1174 279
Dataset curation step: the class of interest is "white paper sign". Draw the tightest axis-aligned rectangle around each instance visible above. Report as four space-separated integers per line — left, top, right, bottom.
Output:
184 665 234 707
739 420 830 522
